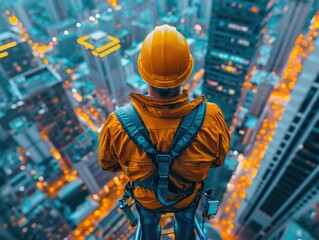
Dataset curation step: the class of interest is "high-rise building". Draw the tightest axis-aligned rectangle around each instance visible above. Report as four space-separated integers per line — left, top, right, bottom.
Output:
177 0 189 15
9 116 52 164
203 0 274 126
0 149 71 239
270 221 317 240
131 21 152 42
182 7 197 37
10 0 35 31
114 28 133 53
0 31 39 79
55 179 95 227
63 130 113 194
44 0 67 24
82 0 96 10
201 0 275 215
1 65 83 151
0 13 9 33
265 0 313 74
67 0 90 21
140 9 155 27
80 30 129 111
10 0 51 40
98 13 116 35
230 0 316 151
234 38 319 240
57 31 80 58
124 43 142 74
198 0 213 27
295 201 319 239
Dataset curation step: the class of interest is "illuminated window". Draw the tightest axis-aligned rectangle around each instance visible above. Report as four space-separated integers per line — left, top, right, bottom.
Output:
217 86 223 91
229 89 235 95
207 80 219 86
227 23 249 32
238 39 250 46
250 6 259 13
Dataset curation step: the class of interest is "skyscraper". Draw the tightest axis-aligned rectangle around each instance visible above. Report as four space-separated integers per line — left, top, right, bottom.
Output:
9 116 52 164
0 31 39 79
198 0 213 27
0 13 9 33
203 0 273 126
234 36 319 240
182 6 197 37
44 0 67 24
1 65 83 152
0 147 71 239
230 0 315 152
63 130 113 194
80 30 129 111
265 0 314 74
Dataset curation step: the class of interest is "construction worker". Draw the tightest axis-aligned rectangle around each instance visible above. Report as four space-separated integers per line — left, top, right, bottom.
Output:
98 25 230 240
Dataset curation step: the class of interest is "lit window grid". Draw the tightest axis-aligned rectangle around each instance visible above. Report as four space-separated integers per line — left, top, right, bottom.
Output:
215 10 319 239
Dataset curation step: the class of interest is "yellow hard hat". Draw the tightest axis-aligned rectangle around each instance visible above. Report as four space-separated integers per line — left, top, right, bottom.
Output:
138 25 193 88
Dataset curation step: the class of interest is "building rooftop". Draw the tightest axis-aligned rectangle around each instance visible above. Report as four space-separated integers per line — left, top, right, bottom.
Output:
69 198 99 225
90 31 107 42
282 221 316 240
0 147 20 174
58 179 84 200
250 69 279 85
245 116 258 129
21 191 45 215
9 116 28 133
9 65 61 100
0 31 19 43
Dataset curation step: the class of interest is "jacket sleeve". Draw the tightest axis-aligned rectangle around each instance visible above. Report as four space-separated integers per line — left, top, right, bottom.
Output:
98 113 122 172
210 104 230 168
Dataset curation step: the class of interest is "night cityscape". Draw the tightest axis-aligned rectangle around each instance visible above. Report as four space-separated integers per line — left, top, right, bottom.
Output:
0 0 318 239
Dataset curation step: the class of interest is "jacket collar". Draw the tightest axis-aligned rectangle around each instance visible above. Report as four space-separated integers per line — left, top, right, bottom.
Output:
129 90 206 118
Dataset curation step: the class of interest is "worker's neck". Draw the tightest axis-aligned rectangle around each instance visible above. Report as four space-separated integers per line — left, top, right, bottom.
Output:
147 86 181 100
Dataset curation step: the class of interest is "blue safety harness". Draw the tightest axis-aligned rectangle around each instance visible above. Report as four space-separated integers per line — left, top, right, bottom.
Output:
115 100 207 211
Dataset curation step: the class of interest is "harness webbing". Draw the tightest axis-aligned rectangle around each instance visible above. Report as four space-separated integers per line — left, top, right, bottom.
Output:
115 100 207 208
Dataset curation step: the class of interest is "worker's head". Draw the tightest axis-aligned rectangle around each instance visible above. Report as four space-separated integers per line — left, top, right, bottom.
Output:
138 25 193 97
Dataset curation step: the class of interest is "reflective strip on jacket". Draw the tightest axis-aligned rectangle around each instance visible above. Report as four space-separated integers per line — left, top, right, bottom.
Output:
98 90 230 210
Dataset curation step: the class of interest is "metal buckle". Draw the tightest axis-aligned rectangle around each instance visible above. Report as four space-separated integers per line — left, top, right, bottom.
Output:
159 174 169 181
156 154 171 165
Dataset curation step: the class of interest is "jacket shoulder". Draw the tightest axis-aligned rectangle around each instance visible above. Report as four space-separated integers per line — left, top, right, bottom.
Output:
205 101 223 117
201 101 227 128
100 112 122 133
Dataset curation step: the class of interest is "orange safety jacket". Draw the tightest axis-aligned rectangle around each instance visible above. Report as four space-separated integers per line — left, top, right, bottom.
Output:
98 90 230 210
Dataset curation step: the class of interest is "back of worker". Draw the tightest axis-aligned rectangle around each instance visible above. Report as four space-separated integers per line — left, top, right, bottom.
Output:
98 25 230 240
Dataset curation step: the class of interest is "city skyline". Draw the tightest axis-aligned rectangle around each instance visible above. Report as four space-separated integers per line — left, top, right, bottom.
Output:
0 0 318 239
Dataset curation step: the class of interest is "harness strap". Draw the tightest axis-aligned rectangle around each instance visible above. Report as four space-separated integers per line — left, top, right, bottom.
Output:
156 154 171 204
115 100 207 207
170 101 206 159
115 104 158 161
157 101 206 205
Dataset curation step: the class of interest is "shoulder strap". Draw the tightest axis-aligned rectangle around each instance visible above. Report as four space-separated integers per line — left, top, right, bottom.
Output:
114 104 158 161
115 101 207 162
156 100 206 205
169 100 207 159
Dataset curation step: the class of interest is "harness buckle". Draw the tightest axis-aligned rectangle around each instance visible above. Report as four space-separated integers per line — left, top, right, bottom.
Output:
156 154 171 165
159 174 169 181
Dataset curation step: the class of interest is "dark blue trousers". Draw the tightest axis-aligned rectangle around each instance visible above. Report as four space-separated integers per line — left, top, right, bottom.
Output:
135 201 199 240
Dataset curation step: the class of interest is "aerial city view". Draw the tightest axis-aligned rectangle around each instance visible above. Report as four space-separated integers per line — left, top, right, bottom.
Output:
0 0 318 239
